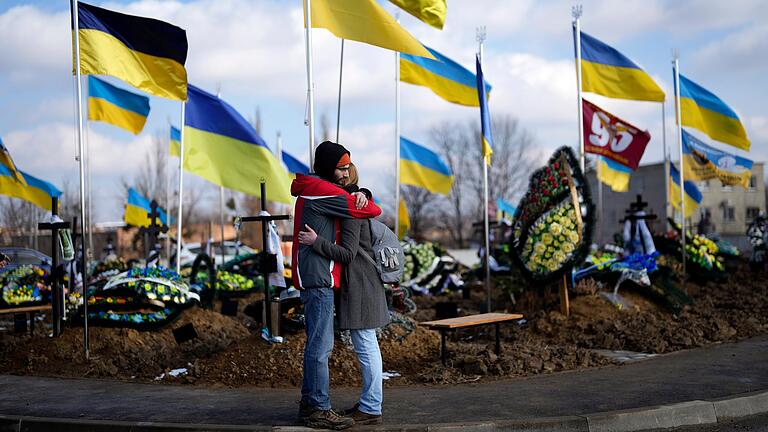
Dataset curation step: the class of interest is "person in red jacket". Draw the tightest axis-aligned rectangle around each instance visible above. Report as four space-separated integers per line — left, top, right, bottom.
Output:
292 141 381 430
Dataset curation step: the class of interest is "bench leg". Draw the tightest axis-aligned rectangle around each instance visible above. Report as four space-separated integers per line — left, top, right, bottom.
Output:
495 323 500 356
440 330 447 366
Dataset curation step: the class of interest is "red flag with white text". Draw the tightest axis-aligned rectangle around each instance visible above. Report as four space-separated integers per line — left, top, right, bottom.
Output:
583 98 650 170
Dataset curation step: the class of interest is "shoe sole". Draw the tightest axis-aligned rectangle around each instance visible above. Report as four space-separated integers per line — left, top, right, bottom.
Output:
355 417 383 425
303 419 354 430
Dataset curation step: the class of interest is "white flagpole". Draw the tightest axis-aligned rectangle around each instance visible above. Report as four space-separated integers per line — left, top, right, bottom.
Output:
166 123 172 264
84 78 93 258
573 5 585 173
304 0 316 171
176 102 185 273
71 0 90 359
395 50 401 236
673 53 686 285
336 39 345 143
662 102 670 231
478 26 491 313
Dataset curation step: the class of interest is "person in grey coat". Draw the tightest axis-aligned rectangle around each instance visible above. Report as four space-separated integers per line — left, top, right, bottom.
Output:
298 164 390 425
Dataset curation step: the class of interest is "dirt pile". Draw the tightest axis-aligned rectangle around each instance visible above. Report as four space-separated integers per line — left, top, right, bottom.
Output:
1 259 767 387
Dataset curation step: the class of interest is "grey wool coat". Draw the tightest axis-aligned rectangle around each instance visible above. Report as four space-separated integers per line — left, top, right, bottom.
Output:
312 218 390 330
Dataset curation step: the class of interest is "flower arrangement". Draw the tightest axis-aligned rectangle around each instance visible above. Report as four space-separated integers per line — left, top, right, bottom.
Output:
1 265 49 306
664 220 725 272
510 147 594 283
194 270 257 292
521 202 581 273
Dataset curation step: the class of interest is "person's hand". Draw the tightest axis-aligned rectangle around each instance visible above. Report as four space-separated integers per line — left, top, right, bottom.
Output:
352 191 368 209
298 224 318 245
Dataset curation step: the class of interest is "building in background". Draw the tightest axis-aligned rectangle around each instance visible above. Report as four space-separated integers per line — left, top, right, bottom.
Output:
586 162 765 251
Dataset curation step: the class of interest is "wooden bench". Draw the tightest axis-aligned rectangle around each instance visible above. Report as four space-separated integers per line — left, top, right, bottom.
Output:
420 313 524 365
0 305 52 336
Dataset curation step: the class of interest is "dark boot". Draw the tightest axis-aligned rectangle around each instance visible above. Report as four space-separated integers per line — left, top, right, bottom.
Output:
340 403 383 425
304 408 355 430
297 400 313 423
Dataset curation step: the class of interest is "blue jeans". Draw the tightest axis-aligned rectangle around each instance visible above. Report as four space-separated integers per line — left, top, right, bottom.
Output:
351 329 383 415
300 288 335 410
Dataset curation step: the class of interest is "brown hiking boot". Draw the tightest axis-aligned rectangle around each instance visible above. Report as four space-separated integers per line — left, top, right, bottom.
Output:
340 403 383 425
304 408 355 430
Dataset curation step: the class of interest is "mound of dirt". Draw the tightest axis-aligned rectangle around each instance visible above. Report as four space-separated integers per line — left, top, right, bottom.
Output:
1 258 767 387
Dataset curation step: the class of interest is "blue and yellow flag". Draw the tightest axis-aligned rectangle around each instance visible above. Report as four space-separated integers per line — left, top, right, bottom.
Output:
400 137 453 195
576 30 665 102
308 0 434 59
0 137 26 186
496 198 517 221
476 55 493 166
597 157 631 192
389 0 446 29
0 164 61 211
87 76 150 135
401 46 490 107
282 151 309 177
669 164 702 219
124 187 167 228
74 1 188 101
398 197 410 240
184 85 292 203
169 125 181 157
682 129 752 189
677 73 750 151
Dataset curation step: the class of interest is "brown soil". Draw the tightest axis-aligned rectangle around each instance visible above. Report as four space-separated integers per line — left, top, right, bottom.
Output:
1 259 767 387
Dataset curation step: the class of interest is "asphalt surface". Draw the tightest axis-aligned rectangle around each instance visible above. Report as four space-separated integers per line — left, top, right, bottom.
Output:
0 335 767 429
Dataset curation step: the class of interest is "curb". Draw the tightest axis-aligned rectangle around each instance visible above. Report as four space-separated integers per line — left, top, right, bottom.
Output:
1 390 767 432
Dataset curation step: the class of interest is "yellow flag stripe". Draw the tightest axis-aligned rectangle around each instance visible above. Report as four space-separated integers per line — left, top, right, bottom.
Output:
88 97 148 135
581 59 665 102
77 29 187 101
399 159 453 195
680 98 750 151
183 127 292 203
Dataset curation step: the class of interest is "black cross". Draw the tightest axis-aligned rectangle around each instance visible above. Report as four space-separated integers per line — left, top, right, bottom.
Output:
37 196 70 337
138 200 169 261
235 181 289 339
619 194 658 254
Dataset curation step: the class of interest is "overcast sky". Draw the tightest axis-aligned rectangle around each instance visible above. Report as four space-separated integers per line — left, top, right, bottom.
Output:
1 0 766 222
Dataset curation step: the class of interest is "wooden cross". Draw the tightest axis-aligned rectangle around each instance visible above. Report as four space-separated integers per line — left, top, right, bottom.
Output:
138 200 168 262
620 194 658 255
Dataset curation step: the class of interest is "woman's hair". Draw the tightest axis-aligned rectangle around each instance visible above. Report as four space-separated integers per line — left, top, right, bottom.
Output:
347 162 359 186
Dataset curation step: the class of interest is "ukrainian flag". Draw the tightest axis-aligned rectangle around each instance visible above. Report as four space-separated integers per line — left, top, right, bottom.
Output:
597 157 631 192
577 30 665 102
183 85 292 203
669 164 702 219
0 137 26 186
74 1 188 101
282 151 309 177
677 73 750 151
400 46 490 107
399 137 453 195
169 125 181 157
124 187 167 228
87 76 150 135
476 55 492 165
0 164 61 211
389 0 446 29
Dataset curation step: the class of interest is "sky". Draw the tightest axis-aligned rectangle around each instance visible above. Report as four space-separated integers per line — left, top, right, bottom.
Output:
1 0 766 222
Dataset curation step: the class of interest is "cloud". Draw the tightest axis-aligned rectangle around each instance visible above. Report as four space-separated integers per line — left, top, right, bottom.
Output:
692 23 768 75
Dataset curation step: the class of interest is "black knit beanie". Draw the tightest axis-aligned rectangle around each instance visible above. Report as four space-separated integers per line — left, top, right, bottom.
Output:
313 141 350 181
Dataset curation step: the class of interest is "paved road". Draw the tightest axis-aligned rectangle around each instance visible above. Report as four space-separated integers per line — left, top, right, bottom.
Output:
0 335 766 426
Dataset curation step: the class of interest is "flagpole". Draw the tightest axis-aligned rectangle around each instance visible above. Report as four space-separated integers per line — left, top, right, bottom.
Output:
166 125 172 264
84 77 94 259
176 102 185 273
597 159 603 243
573 5 585 172
477 26 491 313
395 49 401 236
336 39 344 143
304 0 316 171
673 53 686 286
71 0 90 360
662 102 670 231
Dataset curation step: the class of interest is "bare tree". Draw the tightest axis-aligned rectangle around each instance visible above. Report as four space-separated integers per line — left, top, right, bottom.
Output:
400 185 439 241
429 115 538 247
431 120 475 247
